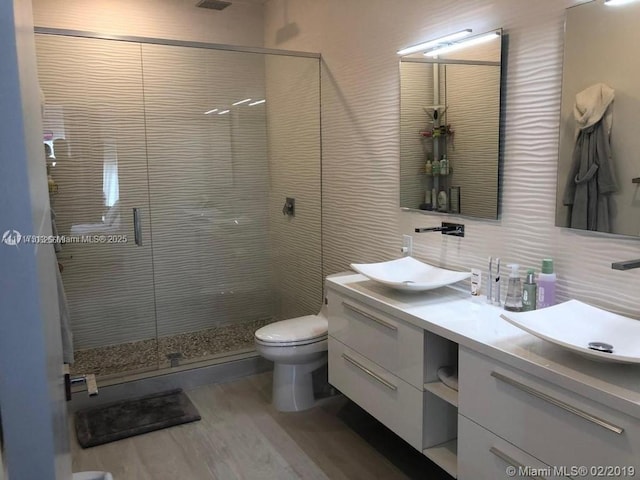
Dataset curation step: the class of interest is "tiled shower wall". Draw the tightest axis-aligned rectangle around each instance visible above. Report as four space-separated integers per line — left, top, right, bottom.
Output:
264 0 640 318
265 55 323 320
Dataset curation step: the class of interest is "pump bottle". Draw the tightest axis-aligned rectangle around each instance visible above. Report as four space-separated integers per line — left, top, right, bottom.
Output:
537 259 556 309
504 264 523 312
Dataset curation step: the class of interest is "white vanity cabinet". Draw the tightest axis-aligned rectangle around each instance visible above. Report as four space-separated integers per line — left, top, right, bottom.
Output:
327 290 459 477
458 415 568 480
326 274 640 480
458 347 640 479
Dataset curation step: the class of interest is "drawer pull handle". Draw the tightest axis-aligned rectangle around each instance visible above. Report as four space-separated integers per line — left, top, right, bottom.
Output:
342 302 398 331
342 353 398 391
491 371 624 435
489 446 546 480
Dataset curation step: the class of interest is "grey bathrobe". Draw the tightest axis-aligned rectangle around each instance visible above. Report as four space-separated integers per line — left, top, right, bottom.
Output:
562 119 617 232
563 83 617 232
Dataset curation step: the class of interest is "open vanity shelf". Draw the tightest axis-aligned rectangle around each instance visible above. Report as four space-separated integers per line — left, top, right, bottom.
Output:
424 381 458 407
327 290 461 477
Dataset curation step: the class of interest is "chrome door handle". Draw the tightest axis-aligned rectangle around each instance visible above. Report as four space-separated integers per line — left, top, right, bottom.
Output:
133 208 142 246
342 302 397 331
491 371 624 435
489 446 546 480
342 353 397 391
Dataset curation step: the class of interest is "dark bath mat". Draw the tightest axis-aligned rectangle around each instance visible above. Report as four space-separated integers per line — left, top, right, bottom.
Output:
75 388 200 448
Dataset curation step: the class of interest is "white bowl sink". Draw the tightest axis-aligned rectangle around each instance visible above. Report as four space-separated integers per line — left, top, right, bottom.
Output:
350 257 471 292
501 300 640 364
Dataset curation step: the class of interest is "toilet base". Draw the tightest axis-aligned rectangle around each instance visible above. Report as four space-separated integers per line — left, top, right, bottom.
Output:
272 354 327 412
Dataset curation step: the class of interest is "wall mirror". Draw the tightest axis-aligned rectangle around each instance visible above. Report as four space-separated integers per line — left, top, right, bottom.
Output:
399 29 503 219
556 0 640 236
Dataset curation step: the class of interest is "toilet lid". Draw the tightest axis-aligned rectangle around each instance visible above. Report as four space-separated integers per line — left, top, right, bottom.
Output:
255 315 328 344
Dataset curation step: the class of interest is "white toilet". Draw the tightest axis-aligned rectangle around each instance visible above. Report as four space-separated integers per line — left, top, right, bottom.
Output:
254 310 328 412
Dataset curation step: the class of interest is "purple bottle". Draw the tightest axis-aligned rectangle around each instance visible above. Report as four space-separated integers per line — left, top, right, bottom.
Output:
536 259 556 308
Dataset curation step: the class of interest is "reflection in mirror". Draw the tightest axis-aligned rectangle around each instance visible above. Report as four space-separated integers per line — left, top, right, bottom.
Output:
399 29 502 219
556 0 640 236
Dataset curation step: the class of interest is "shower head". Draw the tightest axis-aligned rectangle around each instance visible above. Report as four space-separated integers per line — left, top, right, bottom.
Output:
196 0 232 10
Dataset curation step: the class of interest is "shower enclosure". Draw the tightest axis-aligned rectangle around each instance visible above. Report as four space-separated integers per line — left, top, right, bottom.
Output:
35 31 322 380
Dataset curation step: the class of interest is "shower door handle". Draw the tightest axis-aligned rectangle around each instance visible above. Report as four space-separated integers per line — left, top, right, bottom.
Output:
133 208 142 246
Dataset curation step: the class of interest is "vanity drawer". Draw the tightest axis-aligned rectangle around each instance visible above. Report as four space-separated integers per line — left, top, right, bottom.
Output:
458 415 568 480
327 291 424 388
328 337 425 450
459 347 640 471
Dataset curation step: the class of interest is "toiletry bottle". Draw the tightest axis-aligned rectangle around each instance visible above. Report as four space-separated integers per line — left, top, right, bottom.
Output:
425 160 432 176
504 264 523 312
537 258 556 309
522 269 537 311
440 154 449 175
432 158 440 176
471 268 482 296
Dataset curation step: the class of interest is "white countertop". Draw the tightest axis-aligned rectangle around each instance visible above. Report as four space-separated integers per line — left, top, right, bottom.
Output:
326 272 640 419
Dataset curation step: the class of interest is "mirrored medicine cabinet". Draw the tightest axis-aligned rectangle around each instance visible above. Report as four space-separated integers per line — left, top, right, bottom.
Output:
399 28 503 220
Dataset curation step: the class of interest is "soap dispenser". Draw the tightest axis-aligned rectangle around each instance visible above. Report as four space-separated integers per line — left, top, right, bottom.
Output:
504 264 523 312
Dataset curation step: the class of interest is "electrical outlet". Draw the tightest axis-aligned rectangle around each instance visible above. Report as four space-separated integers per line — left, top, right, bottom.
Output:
402 235 413 256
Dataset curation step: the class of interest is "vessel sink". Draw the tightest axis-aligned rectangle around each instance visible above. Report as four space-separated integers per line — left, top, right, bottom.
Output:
350 257 471 292
501 300 640 364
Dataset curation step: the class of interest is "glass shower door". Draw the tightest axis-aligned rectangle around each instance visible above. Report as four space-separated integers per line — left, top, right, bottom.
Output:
140 44 322 368
36 35 159 378
141 44 274 367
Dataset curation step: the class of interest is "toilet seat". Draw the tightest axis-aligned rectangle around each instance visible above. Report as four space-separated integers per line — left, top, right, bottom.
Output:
255 334 328 348
255 314 327 347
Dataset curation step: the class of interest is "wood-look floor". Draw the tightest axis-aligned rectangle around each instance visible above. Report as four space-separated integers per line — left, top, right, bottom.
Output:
71 372 450 480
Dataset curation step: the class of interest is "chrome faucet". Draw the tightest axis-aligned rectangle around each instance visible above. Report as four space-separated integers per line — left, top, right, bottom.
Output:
415 222 465 237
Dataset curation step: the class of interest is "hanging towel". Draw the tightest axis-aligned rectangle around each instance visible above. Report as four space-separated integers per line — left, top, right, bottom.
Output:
563 83 618 232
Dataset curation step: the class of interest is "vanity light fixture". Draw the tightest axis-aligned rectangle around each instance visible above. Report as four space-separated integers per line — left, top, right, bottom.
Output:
204 108 218 115
232 98 252 106
249 99 266 106
605 0 638 5
396 29 472 56
218 109 230 115
424 31 500 57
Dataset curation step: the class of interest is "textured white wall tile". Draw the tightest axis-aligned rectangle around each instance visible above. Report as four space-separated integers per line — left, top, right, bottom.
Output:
265 0 640 318
265 55 323 320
